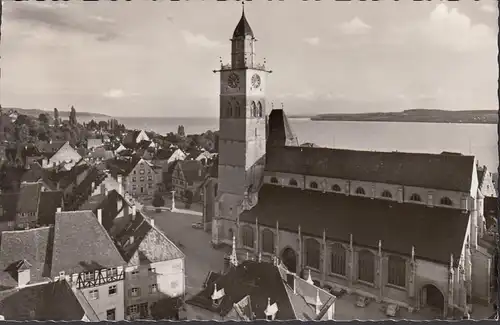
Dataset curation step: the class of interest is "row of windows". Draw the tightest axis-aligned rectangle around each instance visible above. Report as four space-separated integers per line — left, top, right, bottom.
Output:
224 101 264 118
132 184 153 190
269 177 454 206
240 226 407 288
133 169 151 175
132 176 153 182
305 239 406 288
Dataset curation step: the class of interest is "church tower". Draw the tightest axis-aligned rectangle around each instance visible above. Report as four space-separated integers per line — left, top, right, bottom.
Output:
212 4 271 245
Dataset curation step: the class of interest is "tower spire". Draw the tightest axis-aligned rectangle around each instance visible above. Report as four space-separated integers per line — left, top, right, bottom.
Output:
242 0 245 14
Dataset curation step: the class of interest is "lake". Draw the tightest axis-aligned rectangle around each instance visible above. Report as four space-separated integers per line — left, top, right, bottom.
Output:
83 116 498 171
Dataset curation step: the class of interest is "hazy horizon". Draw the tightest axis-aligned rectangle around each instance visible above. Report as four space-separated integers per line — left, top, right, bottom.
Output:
1 0 498 117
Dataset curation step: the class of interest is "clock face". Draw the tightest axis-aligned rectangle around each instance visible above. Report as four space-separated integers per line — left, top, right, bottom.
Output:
227 73 240 89
251 74 261 88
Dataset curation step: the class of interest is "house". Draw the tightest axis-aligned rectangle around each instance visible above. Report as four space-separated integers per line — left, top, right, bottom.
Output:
39 141 83 170
0 280 99 321
50 210 127 321
90 147 115 161
80 187 186 320
196 151 217 166
87 138 104 150
0 182 44 231
185 258 335 321
172 160 206 201
115 144 127 155
106 157 162 198
123 130 150 148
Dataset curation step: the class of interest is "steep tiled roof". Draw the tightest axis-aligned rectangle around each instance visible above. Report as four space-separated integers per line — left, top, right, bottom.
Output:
51 211 125 276
0 193 19 222
0 280 86 321
106 156 141 177
18 182 42 214
186 260 295 320
113 211 184 266
36 141 66 158
267 109 299 148
0 227 54 287
37 191 64 226
240 184 469 266
266 146 475 192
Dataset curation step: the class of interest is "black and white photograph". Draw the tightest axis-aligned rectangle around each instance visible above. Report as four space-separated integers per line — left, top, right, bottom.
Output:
0 0 498 321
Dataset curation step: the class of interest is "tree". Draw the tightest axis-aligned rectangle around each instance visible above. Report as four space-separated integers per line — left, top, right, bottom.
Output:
38 113 49 124
53 108 60 127
152 191 165 213
184 190 193 209
150 297 183 320
69 106 77 126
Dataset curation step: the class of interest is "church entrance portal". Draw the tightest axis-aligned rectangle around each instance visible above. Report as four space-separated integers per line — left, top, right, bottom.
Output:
421 284 445 313
281 248 297 274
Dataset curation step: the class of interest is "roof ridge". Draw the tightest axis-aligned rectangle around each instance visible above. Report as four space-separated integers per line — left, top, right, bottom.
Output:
139 212 185 260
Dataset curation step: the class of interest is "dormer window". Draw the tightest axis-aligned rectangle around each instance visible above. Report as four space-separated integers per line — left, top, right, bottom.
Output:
355 187 365 195
331 184 341 192
440 197 453 206
409 193 422 202
381 190 392 199
310 181 318 189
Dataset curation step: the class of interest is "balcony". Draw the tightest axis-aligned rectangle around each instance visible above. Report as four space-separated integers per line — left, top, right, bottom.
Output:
214 62 270 73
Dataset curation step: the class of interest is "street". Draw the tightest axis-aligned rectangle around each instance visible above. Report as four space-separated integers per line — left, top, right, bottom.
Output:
150 210 229 297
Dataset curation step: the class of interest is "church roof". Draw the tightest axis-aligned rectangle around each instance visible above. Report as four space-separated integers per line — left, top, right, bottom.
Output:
233 11 254 38
240 184 469 267
266 146 475 193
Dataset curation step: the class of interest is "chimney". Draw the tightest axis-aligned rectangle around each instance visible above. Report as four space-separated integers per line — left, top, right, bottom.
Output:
91 182 95 190
97 209 102 225
57 207 62 213
129 236 135 245
150 219 155 228
198 168 202 177
132 205 137 220
117 175 123 195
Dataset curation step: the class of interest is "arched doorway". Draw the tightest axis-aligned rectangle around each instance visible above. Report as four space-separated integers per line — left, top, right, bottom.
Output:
281 248 297 274
421 284 445 313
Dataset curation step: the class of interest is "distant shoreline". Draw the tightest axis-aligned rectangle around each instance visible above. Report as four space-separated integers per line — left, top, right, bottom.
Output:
289 109 498 124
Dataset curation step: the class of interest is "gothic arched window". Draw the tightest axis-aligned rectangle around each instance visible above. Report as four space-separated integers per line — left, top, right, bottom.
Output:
289 179 298 187
388 255 406 288
305 238 320 270
355 187 366 195
358 250 375 284
309 181 318 189
235 101 241 118
227 102 232 118
262 229 274 254
251 101 257 118
242 225 254 248
330 243 346 276
409 193 422 202
270 177 279 184
440 197 453 206
257 102 263 118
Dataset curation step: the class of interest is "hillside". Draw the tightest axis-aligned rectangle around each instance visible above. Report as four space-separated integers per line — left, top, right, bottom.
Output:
311 109 498 124
2 107 110 119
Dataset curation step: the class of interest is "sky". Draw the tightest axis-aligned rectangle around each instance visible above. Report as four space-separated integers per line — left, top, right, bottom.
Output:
0 0 498 117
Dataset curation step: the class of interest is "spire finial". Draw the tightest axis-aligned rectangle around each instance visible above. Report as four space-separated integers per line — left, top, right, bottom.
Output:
242 0 245 14
281 102 284 110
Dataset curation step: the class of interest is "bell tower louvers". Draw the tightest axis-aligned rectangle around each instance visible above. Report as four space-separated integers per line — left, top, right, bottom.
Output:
214 5 271 200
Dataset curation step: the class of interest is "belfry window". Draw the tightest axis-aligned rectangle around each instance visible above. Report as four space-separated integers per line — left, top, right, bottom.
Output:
257 102 263 118
251 101 257 117
331 184 341 192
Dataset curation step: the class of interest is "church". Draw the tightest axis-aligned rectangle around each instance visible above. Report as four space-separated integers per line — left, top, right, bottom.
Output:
206 6 494 319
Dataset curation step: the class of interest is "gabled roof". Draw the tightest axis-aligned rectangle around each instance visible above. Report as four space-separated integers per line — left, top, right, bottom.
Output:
0 227 54 287
178 160 206 184
186 260 295 320
0 280 86 321
267 109 299 148
266 146 475 193
240 184 469 266
106 156 141 177
50 211 125 276
36 141 67 158
18 182 42 214
113 211 184 266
